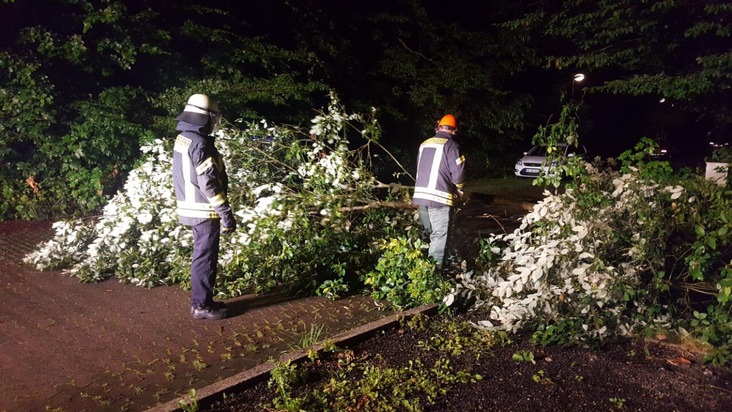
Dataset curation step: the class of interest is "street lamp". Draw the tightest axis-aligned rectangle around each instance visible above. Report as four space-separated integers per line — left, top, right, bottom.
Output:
571 73 585 99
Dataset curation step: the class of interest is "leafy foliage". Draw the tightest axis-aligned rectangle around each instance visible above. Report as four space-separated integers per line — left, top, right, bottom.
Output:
0 0 326 221
458 142 732 365
281 0 543 174
24 96 442 310
363 236 450 310
4 0 731 221
530 102 587 189
503 0 732 125
7 0 732 365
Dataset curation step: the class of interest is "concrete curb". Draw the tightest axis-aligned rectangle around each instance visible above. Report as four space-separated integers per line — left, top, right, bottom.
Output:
146 303 439 412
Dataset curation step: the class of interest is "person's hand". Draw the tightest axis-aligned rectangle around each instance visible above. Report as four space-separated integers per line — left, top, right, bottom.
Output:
221 215 237 235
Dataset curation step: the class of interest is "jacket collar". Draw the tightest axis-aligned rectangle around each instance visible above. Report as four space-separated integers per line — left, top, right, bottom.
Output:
435 130 454 139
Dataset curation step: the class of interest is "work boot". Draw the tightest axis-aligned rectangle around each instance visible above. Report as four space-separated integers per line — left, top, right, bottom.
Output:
191 301 227 320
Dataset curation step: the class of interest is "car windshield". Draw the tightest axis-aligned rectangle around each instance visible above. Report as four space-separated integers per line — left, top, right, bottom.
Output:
566 145 583 156
526 145 569 157
526 146 548 156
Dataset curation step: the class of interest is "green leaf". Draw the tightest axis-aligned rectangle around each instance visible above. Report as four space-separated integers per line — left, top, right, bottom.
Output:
718 225 729 236
695 225 706 237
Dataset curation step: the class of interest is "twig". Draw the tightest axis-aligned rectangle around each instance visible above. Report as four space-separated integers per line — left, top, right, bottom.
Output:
307 201 415 215
398 38 432 62
480 214 507 234
372 182 413 191
677 282 718 297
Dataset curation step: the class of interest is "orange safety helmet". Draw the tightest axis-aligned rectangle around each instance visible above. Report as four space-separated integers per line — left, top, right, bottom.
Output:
437 114 457 129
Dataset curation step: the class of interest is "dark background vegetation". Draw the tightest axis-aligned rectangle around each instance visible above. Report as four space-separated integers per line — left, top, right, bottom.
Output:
1 0 730 220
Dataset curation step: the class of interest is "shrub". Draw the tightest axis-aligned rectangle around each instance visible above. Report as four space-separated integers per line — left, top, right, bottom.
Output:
363 235 451 310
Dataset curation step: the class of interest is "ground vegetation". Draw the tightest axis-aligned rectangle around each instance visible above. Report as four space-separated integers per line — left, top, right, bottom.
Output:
199 313 732 411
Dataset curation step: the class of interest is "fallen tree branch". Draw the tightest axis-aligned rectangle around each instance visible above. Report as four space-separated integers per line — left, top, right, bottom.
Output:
373 181 413 191
340 200 415 212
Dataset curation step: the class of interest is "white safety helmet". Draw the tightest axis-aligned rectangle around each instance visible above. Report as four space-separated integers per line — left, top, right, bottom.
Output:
176 94 221 133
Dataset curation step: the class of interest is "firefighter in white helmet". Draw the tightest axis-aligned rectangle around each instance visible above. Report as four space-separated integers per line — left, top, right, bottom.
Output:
172 94 235 320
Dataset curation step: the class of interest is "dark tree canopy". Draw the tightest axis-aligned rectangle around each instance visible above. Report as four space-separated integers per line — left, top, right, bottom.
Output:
502 0 731 155
1 0 730 220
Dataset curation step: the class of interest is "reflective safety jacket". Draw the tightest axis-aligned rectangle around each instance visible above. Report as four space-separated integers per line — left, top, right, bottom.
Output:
412 130 465 208
172 123 234 227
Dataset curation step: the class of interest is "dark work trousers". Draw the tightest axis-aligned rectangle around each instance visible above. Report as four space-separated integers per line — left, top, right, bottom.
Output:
190 219 221 308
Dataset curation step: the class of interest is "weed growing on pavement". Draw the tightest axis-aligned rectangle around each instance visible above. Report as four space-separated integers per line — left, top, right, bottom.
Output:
299 323 325 349
179 388 199 412
192 358 208 372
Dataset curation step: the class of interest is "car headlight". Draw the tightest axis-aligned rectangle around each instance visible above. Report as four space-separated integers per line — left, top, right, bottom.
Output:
516 160 523 166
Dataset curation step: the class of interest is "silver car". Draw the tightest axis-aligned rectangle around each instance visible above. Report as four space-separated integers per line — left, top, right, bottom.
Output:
514 143 587 178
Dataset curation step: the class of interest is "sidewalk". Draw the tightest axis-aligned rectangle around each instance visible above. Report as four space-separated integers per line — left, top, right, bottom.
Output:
0 193 531 411
0 220 393 411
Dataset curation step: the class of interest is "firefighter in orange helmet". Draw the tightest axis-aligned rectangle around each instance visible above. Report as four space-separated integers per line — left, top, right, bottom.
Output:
412 114 466 269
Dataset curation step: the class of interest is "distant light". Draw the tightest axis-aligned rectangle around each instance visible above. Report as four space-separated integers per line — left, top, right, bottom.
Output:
573 73 585 82
659 98 666 103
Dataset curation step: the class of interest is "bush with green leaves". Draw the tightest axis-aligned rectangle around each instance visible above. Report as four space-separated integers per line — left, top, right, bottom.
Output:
457 141 732 365
363 235 451 310
24 95 441 309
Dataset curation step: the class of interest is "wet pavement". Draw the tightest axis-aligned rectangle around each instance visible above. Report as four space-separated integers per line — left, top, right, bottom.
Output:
0 220 393 411
0 193 532 411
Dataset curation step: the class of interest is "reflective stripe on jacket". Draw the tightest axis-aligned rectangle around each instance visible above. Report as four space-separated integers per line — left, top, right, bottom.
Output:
172 130 232 226
412 131 465 208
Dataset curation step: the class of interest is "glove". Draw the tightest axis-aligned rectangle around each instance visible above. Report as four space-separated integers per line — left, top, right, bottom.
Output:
456 189 465 202
220 211 237 235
